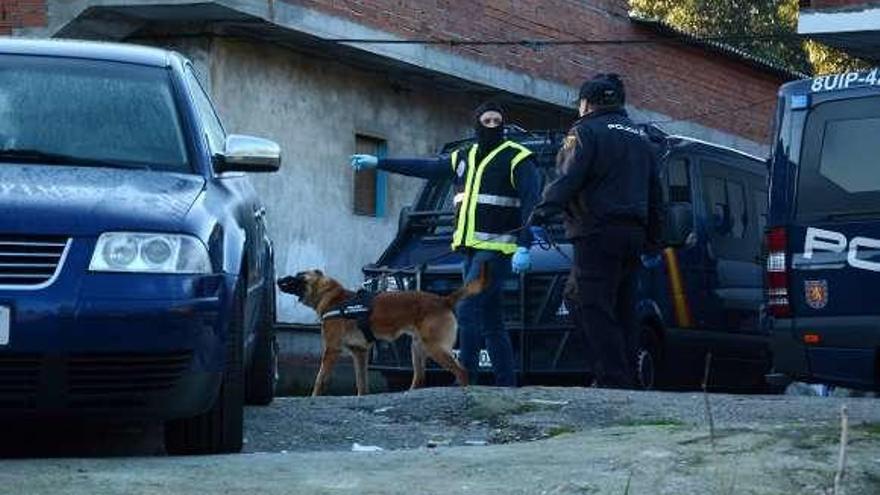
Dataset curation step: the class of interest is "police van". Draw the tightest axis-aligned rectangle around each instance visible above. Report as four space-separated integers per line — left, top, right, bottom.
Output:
767 69 880 392
365 126 771 390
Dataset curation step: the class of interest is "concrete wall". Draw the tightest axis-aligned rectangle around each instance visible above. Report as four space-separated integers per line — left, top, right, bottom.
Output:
178 37 518 323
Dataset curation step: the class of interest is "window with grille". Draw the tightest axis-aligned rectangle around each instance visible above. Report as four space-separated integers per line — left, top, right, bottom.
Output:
353 135 387 217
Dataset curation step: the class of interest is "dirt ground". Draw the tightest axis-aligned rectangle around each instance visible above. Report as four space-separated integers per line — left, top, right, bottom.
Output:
2 387 879 494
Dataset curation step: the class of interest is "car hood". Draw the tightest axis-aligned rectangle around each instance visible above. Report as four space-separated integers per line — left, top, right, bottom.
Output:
0 165 206 235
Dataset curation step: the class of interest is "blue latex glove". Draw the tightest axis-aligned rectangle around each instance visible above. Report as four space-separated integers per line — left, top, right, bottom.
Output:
350 154 378 171
511 247 532 274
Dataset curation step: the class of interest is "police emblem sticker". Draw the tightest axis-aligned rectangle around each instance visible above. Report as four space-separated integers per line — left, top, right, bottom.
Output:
804 279 829 310
456 160 467 178
563 133 577 151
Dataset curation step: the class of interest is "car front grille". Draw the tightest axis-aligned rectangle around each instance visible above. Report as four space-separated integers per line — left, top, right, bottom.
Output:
67 351 192 408
0 354 41 409
0 352 194 411
0 235 69 288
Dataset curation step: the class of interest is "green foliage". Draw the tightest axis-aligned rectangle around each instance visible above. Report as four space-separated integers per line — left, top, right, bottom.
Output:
630 0 867 76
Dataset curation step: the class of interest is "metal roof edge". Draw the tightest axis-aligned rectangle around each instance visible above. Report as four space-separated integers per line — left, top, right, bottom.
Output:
629 13 809 81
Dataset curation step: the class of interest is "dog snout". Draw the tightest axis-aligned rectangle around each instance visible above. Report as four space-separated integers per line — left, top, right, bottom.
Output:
277 275 305 296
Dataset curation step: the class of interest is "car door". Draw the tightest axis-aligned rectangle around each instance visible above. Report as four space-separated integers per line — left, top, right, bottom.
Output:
699 158 764 334
183 66 263 333
657 153 707 330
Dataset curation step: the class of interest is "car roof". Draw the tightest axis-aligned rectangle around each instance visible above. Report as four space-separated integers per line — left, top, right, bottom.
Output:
441 128 765 172
667 135 765 164
0 38 172 68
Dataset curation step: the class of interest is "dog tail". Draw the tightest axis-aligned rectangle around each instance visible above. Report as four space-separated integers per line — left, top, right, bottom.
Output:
445 262 490 307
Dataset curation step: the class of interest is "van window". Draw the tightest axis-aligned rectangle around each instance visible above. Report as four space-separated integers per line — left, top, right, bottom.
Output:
704 172 748 239
797 96 880 220
666 157 691 203
753 189 768 235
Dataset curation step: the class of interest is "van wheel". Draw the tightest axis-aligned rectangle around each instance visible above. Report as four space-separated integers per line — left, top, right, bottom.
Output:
246 299 278 405
164 282 245 455
635 326 662 390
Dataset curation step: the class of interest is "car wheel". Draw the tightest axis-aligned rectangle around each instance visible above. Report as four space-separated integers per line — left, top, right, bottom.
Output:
246 264 278 405
164 280 245 455
246 310 278 405
635 326 662 390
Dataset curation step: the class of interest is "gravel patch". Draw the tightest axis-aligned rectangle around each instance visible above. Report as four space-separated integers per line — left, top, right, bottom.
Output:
243 386 880 453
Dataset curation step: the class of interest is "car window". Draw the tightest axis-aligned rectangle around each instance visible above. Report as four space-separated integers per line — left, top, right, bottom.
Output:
727 180 748 238
0 55 189 172
753 189 768 236
703 163 748 240
666 156 691 203
184 67 226 155
704 176 729 235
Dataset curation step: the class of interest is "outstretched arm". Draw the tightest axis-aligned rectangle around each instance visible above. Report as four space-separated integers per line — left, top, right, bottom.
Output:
377 157 452 180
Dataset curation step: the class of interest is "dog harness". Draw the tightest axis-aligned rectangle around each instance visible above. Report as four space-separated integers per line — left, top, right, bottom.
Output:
322 290 377 343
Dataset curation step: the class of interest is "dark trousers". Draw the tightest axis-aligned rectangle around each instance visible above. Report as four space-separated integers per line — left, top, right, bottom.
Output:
457 249 516 386
564 224 645 389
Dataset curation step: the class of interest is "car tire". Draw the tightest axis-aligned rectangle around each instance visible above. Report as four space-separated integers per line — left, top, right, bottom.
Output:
164 281 245 455
246 288 278 405
245 333 278 406
635 326 662 390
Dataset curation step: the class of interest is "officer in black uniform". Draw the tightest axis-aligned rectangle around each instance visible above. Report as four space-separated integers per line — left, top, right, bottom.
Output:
531 74 662 389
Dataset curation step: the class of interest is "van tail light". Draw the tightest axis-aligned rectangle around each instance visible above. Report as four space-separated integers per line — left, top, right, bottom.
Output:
765 227 791 318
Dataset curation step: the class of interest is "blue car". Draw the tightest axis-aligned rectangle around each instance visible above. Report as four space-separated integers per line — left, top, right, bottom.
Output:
0 39 280 454
364 126 772 391
767 69 880 392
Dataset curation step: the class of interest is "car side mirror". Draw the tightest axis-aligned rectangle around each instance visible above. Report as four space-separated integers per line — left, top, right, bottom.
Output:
664 202 695 247
215 134 281 173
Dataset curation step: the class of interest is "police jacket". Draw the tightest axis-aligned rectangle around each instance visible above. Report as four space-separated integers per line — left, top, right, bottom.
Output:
541 108 662 240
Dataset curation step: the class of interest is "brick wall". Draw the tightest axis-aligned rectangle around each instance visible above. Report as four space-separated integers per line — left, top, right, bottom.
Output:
0 0 47 35
288 0 787 143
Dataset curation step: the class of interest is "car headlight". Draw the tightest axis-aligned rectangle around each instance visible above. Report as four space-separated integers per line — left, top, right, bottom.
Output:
89 233 211 274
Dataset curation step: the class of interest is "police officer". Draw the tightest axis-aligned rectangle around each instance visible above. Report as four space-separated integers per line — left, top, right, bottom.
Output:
531 74 662 389
350 101 541 387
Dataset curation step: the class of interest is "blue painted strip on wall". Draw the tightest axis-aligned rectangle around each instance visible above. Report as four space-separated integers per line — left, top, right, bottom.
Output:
375 141 388 218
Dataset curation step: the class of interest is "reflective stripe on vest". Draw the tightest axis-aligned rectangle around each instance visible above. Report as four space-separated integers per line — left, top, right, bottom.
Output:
450 140 533 254
477 194 521 207
473 231 518 245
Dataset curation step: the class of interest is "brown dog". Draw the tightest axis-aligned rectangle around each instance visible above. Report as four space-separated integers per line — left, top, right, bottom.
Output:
277 265 487 396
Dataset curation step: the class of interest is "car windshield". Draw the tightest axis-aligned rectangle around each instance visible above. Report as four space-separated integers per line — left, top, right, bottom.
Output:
796 96 880 220
0 54 190 172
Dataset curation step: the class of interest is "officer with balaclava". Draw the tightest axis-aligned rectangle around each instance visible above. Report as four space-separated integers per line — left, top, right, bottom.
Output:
350 101 541 387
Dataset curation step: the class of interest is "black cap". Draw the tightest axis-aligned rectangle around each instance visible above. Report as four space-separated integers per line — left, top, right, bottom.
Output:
473 100 506 122
578 73 625 106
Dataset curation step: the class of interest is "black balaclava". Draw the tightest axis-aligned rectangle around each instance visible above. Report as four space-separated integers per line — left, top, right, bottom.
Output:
473 101 505 153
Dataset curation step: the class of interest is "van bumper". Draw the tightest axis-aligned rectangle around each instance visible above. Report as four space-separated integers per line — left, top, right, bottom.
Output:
771 316 879 390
